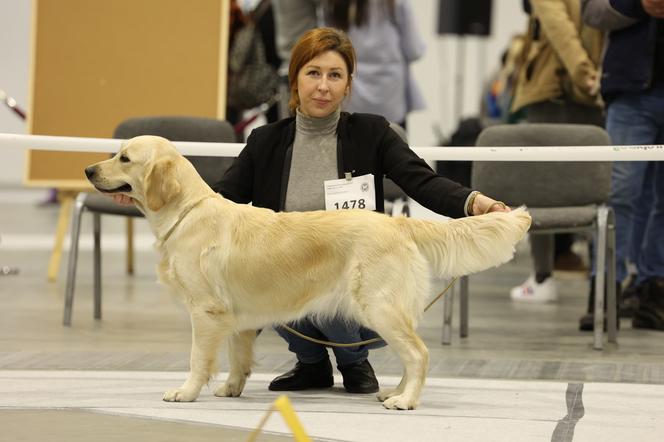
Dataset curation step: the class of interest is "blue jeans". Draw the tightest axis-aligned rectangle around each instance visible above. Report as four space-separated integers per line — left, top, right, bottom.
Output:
275 317 385 367
603 84 664 283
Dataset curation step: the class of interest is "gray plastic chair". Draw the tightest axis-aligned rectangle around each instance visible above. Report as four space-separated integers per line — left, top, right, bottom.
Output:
63 116 236 326
442 123 617 350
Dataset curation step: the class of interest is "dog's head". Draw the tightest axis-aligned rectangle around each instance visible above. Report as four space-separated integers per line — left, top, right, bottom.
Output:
85 135 182 212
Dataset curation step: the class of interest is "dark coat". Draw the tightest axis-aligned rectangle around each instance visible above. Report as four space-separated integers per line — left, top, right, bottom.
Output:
582 0 662 96
214 112 472 218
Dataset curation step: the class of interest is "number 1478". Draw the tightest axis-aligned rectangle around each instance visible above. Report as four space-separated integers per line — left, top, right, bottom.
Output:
334 199 366 210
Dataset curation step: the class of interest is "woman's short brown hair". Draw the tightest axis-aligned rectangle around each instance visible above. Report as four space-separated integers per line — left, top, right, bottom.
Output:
288 27 356 114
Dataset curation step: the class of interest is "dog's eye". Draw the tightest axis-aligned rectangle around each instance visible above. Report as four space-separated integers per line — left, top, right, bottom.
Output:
119 154 130 163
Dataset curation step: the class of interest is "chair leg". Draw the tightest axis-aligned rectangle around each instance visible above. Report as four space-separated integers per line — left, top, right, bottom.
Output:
126 217 134 275
594 207 609 350
607 207 618 343
93 212 102 320
460 275 469 338
63 194 86 326
442 279 455 345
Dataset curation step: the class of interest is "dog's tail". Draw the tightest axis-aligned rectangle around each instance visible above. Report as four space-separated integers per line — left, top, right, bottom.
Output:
399 207 531 278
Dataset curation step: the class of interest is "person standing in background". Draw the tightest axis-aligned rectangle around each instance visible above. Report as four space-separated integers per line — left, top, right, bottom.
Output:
508 0 605 304
271 0 322 118
581 0 664 331
253 0 282 123
322 0 425 129
272 0 320 68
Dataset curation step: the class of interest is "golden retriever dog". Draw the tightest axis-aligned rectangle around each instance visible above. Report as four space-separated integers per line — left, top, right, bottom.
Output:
85 135 531 410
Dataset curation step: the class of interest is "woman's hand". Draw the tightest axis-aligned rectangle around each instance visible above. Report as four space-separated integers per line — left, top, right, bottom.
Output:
112 194 134 206
473 193 510 215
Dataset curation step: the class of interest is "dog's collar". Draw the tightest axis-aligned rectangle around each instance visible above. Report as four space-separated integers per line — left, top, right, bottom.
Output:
159 194 216 244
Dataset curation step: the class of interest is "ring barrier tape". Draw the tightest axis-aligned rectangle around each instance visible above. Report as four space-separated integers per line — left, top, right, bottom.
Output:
1 133 663 161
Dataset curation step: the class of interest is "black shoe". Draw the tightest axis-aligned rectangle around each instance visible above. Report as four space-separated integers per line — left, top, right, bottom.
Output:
268 358 333 391
338 360 379 394
632 278 664 331
579 277 621 332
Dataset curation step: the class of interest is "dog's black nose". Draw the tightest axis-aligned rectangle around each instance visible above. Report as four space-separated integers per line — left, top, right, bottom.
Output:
84 166 96 179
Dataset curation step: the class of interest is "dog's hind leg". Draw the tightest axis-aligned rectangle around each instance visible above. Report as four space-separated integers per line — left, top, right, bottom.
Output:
163 308 230 402
215 329 257 397
367 305 429 410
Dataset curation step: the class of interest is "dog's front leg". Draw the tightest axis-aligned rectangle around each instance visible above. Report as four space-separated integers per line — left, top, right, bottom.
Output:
163 310 227 402
215 329 257 397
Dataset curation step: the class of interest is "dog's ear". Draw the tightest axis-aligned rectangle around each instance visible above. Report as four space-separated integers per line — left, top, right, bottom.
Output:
144 159 181 211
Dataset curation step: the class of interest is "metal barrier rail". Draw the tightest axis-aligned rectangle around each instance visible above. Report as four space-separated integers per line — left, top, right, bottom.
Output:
1 133 664 161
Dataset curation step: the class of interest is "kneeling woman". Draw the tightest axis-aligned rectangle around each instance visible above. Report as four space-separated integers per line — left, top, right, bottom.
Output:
215 27 508 393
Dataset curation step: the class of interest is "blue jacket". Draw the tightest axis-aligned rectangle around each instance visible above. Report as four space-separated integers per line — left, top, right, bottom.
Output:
582 0 660 96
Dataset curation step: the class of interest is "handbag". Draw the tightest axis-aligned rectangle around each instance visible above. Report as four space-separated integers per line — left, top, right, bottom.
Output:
227 23 280 110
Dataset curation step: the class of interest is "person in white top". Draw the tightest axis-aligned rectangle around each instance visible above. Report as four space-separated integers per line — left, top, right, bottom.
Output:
322 0 425 128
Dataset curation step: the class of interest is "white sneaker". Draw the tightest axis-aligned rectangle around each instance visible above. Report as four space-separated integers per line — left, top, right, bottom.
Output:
510 275 558 303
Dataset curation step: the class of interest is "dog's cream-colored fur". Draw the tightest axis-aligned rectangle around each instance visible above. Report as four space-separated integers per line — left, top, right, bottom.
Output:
86 135 531 410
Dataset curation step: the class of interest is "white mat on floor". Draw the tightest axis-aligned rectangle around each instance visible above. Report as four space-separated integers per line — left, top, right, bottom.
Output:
1 370 662 442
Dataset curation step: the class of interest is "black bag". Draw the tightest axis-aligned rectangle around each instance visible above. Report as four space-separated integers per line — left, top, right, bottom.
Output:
522 0 531 13
227 23 280 110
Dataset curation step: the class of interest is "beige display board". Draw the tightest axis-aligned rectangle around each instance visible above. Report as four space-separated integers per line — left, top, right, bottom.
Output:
26 0 230 280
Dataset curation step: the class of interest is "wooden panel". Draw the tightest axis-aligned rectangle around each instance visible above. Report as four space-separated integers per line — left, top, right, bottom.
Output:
24 150 107 189
26 0 229 186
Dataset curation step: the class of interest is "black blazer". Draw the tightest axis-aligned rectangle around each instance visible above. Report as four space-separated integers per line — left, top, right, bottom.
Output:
215 112 472 218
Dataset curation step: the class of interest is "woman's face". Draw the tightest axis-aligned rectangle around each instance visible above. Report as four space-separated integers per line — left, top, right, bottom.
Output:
296 50 350 118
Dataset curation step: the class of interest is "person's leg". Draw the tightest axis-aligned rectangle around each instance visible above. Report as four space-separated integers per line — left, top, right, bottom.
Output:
609 161 650 282
628 163 654 269
632 89 664 329
581 92 658 330
637 164 664 282
579 159 648 330
605 88 661 282
316 317 381 394
554 233 586 271
633 162 664 329
269 319 333 391
532 234 555 280
274 318 329 364
316 319 368 366
510 233 558 302
523 102 565 290
621 163 655 315
633 83 664 286
516 101 603 301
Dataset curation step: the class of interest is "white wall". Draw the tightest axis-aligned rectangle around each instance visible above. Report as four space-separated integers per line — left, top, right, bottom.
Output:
407 0 527 146
0 0 527 185
0 0 31 185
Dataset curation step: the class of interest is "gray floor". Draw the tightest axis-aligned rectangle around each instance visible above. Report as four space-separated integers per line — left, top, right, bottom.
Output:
1 188 664 441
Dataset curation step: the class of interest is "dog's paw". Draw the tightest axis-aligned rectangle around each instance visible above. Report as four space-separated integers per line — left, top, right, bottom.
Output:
214 379 245 398
377 388 400 402
163 388 199 402
382 395 417 410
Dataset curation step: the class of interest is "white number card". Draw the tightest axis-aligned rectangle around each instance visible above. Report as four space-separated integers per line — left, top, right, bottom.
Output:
324 173 376 211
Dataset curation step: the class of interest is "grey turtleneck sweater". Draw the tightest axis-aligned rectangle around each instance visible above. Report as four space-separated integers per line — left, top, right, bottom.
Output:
284 108 341 212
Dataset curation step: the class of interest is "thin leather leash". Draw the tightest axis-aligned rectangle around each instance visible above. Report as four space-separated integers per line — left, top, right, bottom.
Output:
282 201 508 347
